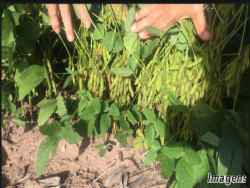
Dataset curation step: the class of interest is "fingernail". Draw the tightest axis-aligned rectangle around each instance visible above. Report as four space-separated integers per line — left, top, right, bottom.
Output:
54 27 60 34
85 20 91 28
202 30 210 40
131 24 136 31
68 35 74 42
139 31 144 38
135 13 138 20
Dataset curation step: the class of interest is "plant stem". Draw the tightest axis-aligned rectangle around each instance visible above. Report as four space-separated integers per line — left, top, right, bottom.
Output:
47 60 57 95
28 94 33 123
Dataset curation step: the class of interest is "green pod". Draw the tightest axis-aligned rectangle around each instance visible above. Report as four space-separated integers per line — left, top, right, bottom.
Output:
193 68 203 84
186 57 203 69
177 61 187 81
112 55 123 67
169 65 180 71
190 83 198 95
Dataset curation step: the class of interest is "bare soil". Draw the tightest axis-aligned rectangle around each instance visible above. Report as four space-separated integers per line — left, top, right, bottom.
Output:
1 119 170 188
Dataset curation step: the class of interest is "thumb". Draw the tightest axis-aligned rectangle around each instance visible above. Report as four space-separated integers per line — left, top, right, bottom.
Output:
192 11 210 41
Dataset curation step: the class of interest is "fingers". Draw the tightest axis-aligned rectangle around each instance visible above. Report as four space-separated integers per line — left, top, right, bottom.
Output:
58 4 74 42
135 4 157 21
131 12 160 33
138 30 152 39
191 6 210 41
47 4 61 34
74 4 91 28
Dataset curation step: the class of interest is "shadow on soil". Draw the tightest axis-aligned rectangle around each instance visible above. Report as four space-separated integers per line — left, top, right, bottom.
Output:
79 136 91 157
2 146 10 187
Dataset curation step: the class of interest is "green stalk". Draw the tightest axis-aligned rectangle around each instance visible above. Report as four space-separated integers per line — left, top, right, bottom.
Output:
47 60 57 95
28 93 33 123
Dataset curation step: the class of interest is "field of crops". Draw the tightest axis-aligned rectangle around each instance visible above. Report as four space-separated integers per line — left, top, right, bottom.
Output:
1 4 249 188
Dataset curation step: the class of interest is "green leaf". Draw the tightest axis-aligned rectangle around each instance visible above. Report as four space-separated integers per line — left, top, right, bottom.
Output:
1 88 6 110
192 103 217 118
6 98 16 114
145 125 155 146
132 105 139 111
109 103 120 117
19 65 45 99
133 136 143 148
154 119 168 137
161 143 183 159
16 23 41 45
176 159 194 188
175 42 188 51
169 34 179 45
227 141 243 188
14 108 23 117
111 67 133 77
126 110 136 124
143 148 158 166
13 117 29 126
2 10 14 46
8 45 13 73
80 106 95 121
143 108 156 121
225 111 249 143
120 19 126 34
36 136 60 177
144 26 161 37
63 121 77 144
65 68 78 75
193 150 210 185
124 129 133 135
160 156 175 179
99 148 106 157
131 110 143 122
167 90 187 113
124 8 135 32
136 129 145 139
120 116 130 131
150 140 161 150
128 55 138 72
15 58 29 86
124 31 139 54
120 134 127 147
114 131 123 139
77 89 88 97
101 101 109 113
95 144 105 149
55 96 67 116
217 123 239 176
77 90 92 100
77 98 88 116
39 120 63 136
42 13 50 24
89 98 101 114
100 114 111 135
183 145 201 165
187 117 218 133
93 23 105 40
178 33 187 43
142 38 160 59
101 31 123 53
87 117 96 138
63 75 72 89
201 131 220 147
2 46 9 62
37 99 57 126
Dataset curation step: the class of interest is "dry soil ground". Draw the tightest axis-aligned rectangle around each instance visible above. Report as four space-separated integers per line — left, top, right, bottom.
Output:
1 118 170 188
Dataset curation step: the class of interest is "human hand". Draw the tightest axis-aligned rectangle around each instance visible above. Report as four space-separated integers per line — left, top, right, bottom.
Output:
46 4 91 42
131 4 210 41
